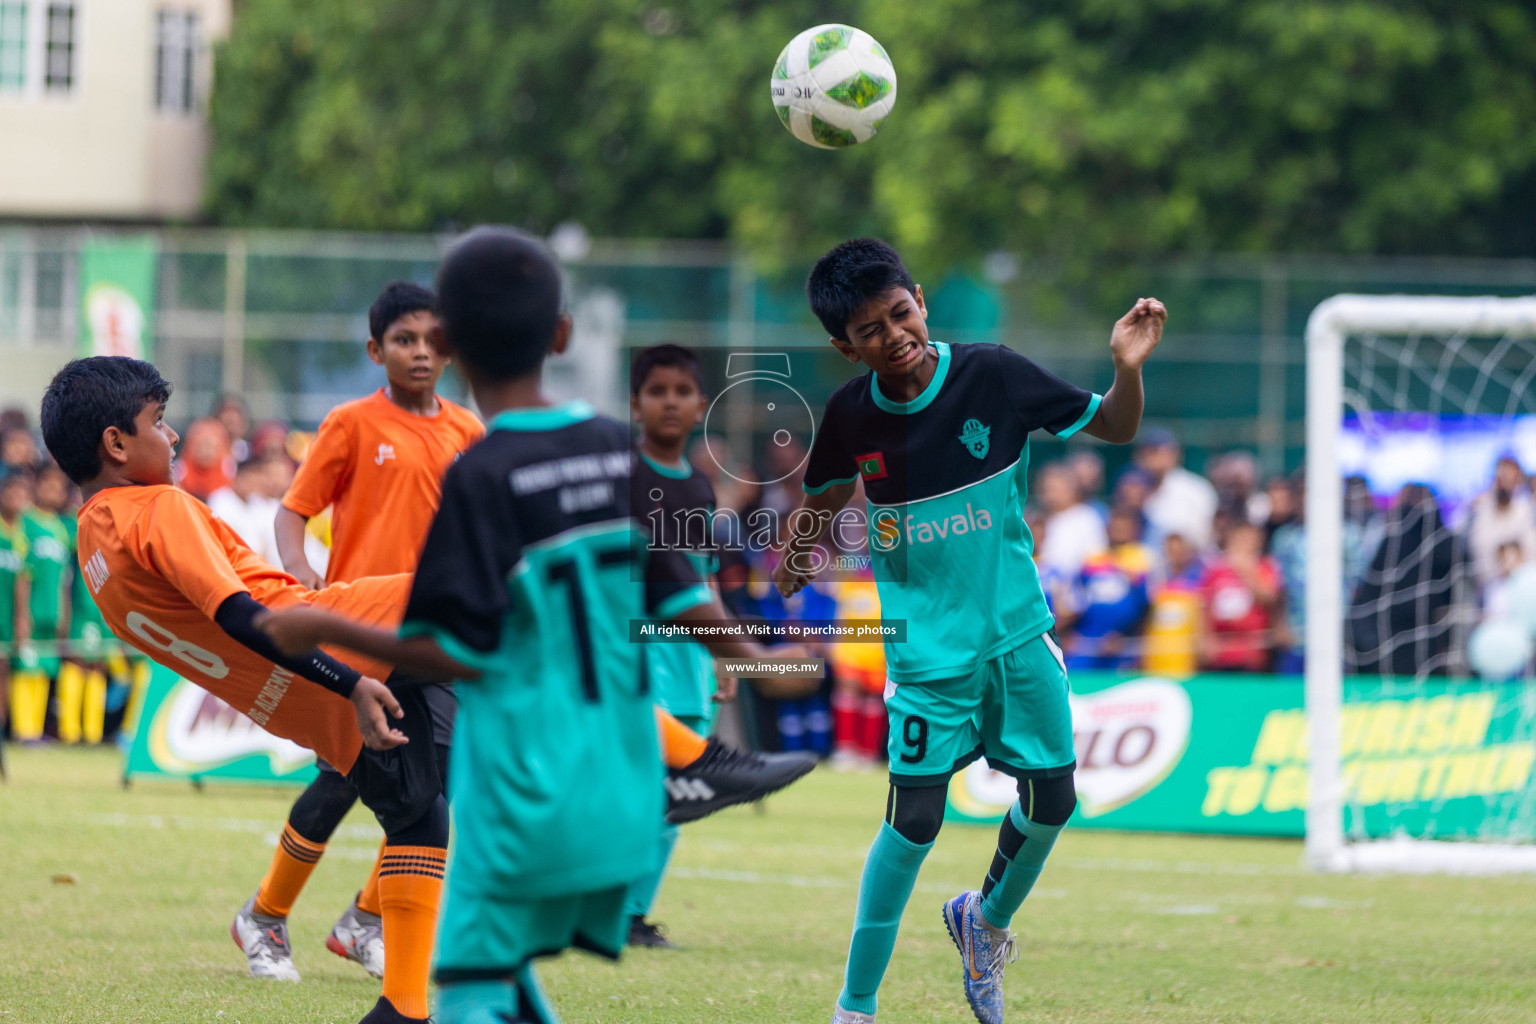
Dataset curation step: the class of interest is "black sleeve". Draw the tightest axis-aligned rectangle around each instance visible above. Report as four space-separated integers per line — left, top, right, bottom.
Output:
214 592 361 698
401 457 520 657
996 345 1100 437
801 390 859 494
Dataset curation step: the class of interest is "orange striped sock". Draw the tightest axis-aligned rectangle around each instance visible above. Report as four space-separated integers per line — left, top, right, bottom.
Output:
378 845 446 1020
355 838 386 916
657 707 708 768
253 823 325 918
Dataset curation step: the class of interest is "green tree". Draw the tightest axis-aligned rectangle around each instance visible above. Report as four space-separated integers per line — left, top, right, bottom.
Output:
207 0 1536 276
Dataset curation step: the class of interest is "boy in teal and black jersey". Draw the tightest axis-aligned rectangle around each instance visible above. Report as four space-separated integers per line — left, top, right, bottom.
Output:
625 343 724 949
774 238 1166 1024
260 228 809 1024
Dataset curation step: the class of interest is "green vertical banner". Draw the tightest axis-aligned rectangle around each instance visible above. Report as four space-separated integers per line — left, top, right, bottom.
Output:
78 235 158 359
123 663 318 786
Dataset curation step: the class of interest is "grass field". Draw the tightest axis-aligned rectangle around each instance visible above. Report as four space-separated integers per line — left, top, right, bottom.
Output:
3 746 1535 1023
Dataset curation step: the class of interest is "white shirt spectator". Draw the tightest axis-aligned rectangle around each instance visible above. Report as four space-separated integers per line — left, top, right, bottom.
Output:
1468 490 1536 589
1040 503 1107 578
208 487 282 567
1145 467 1219 551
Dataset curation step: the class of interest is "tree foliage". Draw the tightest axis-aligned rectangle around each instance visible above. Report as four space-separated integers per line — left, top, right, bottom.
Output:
207 0 1536 274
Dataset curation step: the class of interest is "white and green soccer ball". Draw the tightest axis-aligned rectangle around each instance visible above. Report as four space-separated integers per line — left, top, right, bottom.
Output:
770 24 897 149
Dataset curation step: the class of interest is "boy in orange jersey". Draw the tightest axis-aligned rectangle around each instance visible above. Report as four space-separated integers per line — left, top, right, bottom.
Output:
257 283 483 980
40 356 445 1024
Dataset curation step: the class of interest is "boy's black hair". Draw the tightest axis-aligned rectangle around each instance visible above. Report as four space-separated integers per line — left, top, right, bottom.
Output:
806 237 917 340
369 281 436 343
40 357 173 485
630 343 705 396
435 227 562 378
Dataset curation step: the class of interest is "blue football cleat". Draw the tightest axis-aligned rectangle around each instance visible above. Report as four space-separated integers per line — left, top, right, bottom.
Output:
942 890 1018 1024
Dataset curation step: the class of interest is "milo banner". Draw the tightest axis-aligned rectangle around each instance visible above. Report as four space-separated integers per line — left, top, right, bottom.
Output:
123 664 317 785
78 235 157 359
947 673 1536 839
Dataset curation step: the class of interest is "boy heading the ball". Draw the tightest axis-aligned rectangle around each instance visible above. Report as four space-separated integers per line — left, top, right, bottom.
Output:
773 238 1165 1024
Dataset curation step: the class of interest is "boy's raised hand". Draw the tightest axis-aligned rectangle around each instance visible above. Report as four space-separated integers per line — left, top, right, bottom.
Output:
1110 297 1167 371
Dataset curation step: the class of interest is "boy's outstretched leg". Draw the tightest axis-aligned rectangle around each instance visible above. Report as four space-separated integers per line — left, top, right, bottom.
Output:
833 783 945 1023
943 774 1076 1024
358 793 448 1023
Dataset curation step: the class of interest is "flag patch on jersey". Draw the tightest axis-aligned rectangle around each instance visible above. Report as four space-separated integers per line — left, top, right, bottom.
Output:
856 451 887 481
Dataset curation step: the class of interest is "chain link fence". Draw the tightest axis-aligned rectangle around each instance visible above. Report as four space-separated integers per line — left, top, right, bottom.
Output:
4 224 1535 479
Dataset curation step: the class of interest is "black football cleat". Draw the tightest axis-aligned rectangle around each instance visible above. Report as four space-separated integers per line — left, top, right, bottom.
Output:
627 915 677 950
664 738 817 824
358 995 428 1023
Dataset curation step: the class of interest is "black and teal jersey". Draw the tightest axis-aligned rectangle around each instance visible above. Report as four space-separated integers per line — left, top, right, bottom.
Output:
802 340 1101 684
633 450 718 720
23 509 70 630
400 401 711 903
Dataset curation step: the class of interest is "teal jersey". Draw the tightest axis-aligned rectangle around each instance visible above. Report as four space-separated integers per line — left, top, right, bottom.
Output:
802 341 1101 683
401 402 710 903
634 450 717 718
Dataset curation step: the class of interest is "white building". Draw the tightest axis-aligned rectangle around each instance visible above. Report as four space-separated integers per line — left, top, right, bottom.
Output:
0 0 232 220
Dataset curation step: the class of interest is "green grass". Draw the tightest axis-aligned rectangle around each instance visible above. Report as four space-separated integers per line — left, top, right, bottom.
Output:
3 746 1535 1023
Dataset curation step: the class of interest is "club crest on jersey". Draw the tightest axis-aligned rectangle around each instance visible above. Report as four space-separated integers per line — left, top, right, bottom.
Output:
856 451 887 481
958 418 990 459
375 443 395 466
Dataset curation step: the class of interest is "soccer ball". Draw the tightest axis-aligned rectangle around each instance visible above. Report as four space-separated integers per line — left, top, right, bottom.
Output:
770 24 897 149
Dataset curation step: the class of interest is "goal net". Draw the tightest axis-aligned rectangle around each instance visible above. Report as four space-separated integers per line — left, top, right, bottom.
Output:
1306 294 1536 874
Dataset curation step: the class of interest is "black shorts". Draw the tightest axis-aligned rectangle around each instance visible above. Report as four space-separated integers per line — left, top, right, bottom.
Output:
345 684 445 836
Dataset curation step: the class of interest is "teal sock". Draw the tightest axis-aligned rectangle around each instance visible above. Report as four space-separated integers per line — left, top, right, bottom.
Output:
435 967 559 1024
978 799 1065 930
435 980 517 1024
623 822 680 917
837 821 932 1016
515 964 559 1024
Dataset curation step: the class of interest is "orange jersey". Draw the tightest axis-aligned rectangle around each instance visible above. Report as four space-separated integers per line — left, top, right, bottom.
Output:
283 390 484 583
77 484 409 773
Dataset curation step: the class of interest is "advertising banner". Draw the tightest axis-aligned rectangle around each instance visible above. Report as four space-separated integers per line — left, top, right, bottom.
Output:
78 236 157 359
122 664 317 786
947 673 1536 839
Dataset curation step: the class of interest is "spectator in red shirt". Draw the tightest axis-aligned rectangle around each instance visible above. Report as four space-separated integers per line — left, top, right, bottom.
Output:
1200 521 1281 672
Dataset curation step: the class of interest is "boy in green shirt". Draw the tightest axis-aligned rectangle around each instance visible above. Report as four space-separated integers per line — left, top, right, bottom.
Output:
0 472 34 739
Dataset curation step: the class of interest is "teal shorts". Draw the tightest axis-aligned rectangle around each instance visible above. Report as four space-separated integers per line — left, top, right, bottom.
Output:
434 882 629 981
886 630 1075 787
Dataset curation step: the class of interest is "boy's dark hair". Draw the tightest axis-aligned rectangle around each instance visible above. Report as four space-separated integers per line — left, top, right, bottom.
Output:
368 281 436 343
40 357 172 485
806 238 917 340
630 344 705 396
435 227 562 378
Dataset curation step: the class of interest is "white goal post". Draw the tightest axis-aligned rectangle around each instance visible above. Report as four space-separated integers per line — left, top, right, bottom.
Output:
1306 293 1536 874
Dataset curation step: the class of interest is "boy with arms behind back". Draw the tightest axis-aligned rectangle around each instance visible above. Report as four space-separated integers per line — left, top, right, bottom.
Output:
259 228 811 1024
774 239 1165 1024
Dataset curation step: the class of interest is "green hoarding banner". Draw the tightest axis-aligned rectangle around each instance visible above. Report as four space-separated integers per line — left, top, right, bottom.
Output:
946 673 1536 839
78 236 158 359
123 663 317 786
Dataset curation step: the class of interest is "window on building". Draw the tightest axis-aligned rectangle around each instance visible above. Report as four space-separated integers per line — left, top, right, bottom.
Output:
42 1 72 92
0 3 25 91
155 9 199 114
